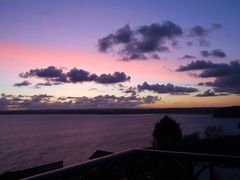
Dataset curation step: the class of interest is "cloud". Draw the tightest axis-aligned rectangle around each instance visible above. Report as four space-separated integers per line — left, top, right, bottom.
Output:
190 25 208 37
206 74 240 94
142 95 161 104
95 72 130 84
199 39 210 47
179 60 240 94
178 55 196 60
20 66 67 82
13 80 31 87
195 89 229 97
67 68 97 83
98 21 183 60
186 41 193 47
123 87 137 96
200 49 226 58
98 24 133 52
176 60 218 71
189 24 223 47
31 94 54 103
35 81 62 88
98 22 223 59
195 89 216 97
190 23 223 37
211 23 223 30
18 66 131 86
0 93 160 110
198 60 240 78
137 82 198 95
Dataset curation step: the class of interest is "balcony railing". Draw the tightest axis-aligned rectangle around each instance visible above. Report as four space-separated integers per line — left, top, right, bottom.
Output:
24 149 240 180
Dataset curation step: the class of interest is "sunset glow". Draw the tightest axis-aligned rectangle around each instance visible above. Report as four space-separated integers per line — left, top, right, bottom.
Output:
1 0 240 110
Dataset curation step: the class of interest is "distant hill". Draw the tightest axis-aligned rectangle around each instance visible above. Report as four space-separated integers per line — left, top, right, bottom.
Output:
213 106 240 118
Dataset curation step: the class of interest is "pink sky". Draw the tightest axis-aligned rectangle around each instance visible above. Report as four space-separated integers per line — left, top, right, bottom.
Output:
1 1 240 109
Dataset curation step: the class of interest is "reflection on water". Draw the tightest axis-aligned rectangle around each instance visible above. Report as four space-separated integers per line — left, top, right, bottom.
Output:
0 114 239 173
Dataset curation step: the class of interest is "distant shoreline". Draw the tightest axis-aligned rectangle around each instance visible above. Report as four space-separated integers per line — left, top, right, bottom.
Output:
1 107 239 117
0 107 221 115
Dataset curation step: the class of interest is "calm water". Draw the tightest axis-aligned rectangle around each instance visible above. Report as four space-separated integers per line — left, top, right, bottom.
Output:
0 114 239 173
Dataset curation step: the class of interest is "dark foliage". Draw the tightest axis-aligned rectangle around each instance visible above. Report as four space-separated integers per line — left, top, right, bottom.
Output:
203 125 224 139
213 106 240 118
152 116 182 149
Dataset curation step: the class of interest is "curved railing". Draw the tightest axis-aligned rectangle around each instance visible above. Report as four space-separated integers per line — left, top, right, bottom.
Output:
24 149 240 180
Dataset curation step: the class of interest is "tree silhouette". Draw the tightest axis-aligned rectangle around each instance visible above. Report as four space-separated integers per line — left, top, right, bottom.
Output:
203 125 224 139
152 116 182 149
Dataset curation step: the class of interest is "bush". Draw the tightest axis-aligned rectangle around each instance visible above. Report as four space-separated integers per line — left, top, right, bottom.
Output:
152 116 182 149
183 132 200 142
203 125 224 139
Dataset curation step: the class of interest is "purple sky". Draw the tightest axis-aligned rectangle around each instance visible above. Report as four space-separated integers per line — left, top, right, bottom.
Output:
0 0 240 110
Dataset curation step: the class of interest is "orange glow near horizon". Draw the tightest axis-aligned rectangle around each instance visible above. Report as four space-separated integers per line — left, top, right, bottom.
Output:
1 41 240 108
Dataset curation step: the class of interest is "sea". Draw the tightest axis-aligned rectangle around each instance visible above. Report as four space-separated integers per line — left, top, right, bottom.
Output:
0 114 239 174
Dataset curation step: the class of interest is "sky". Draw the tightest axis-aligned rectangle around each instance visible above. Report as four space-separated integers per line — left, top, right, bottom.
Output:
0 0 240 110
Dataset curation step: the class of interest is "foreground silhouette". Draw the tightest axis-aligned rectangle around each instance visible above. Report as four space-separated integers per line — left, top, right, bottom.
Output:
152 115 182 149
152 116 240 156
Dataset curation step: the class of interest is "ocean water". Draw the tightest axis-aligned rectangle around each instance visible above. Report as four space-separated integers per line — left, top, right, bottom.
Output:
0 114 239 174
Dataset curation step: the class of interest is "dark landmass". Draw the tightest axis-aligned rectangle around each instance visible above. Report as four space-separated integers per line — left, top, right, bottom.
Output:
213 106 240 118
0 107 219 115
0 106 239 117
158 135 240 156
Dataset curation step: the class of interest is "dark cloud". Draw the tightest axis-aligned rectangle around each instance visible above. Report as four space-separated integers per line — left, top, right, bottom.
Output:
98 34 114 52
198 82 213 86
195 89 229 97
98 21 183 60
200 49 226 58
98 22 223 60
114 24 133 44
199 39 210 47
190 23 223 37
176 60 218 71
14 80 31 87
198 60 240 78
206 74 240 94
20 66 67 82
137 82 198 95
0 94 53 110
211 23 223 31
151 54 161 60
195 89 216 97
198 64 229 78
178 55 196 60
179 60 240 94
142 95 161 104
171 40 179 47
35 81 62 88
66 69 130 84
124 87 137 96
75 94 160 108
0 93 160 110
67 68 97 83
95 72 130 84
18 67 131 86
98 25 133 52
200 50 209 57
31 94 54 103
183 60 240 78
186 41 193 47
189 24 223 47
190 25 208 37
